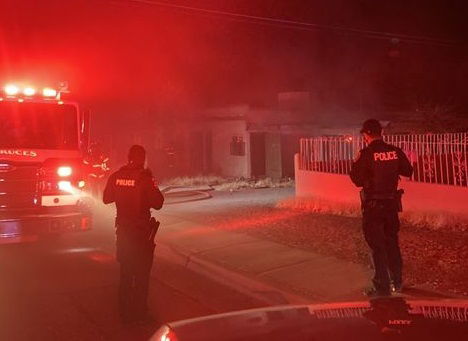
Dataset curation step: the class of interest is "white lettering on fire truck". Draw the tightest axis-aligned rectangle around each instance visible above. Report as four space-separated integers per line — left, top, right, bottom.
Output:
0 149 38 157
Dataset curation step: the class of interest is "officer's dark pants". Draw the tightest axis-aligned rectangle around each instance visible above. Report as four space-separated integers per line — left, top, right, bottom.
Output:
116 224 154 321
362 200 402 293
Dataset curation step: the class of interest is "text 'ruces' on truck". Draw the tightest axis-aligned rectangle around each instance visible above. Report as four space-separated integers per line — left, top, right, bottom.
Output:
0 83 92 243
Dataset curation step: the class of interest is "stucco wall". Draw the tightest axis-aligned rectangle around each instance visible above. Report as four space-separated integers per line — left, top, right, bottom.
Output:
209 120 250 178
294 154 468 217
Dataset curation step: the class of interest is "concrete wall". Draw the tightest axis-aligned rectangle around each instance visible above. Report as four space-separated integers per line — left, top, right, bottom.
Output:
294 154 468 217
209 120 250 178
400 180 468 216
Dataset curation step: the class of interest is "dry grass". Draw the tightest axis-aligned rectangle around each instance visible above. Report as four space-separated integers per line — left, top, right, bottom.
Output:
164 175 295 191
277 197 362 218
401 211 468 232
213 179 252 191
164 175 226 187
278 196 468 232
214 177 294 191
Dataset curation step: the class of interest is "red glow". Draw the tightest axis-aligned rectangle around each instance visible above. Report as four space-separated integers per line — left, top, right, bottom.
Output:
173 210 301 238
88 251 114 263
81 217 91 230
214 210 301 230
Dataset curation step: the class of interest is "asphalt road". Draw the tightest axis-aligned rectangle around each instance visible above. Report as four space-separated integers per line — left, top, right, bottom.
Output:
0 209 264 341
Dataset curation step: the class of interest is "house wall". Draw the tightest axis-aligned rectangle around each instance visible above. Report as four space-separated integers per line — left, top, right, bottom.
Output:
208 120 251 178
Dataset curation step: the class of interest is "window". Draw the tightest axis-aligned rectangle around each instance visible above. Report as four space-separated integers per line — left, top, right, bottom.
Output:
230 136 245 156
0 102 78 150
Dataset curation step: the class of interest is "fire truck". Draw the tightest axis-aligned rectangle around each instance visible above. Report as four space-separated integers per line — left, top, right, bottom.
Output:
0 83 92 243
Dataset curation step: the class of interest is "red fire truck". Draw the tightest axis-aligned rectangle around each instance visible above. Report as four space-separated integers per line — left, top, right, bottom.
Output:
0 83 92 243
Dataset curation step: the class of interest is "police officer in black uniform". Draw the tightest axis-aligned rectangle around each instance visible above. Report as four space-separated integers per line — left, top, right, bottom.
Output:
103 145 164 323
350 119 413 297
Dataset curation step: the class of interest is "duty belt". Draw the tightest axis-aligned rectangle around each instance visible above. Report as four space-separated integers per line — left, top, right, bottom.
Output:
360 189 404 212
367 193 397 200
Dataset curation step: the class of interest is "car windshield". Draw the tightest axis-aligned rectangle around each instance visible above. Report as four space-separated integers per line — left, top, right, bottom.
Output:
0 102 78 150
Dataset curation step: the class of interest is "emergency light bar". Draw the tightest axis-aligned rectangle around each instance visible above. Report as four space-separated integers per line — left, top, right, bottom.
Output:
42 87 57 97
23 87 36 96
4 84 20 96
2 83 63 100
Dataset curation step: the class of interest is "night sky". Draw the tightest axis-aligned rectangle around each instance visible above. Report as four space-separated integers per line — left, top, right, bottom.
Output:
1 0 467 115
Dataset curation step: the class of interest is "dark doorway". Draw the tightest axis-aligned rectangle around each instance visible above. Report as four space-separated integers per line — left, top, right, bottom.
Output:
281 134 301 178
250 132 266 177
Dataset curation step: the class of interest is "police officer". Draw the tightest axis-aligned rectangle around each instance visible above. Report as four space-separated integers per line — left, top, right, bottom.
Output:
103 145 164 323
350 119 413 297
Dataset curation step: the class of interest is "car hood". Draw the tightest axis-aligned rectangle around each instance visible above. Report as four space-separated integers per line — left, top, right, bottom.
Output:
151 297 468 341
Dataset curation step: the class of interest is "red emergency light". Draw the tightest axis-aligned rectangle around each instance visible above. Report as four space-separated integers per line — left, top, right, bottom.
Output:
41 163 85 195
58 181 73 192
57 166 73 177
42 87 58 97
23 87 36 96
4 84 20 96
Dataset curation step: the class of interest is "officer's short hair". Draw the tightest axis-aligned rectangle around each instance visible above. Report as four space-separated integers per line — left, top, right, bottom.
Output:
128 145 146 164
360 119 382 136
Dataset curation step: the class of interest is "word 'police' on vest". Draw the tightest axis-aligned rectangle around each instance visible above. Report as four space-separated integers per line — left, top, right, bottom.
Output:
374 151 398 161
116 179 135 187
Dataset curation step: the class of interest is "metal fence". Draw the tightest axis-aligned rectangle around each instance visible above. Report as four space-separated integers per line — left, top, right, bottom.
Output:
299 133 468 187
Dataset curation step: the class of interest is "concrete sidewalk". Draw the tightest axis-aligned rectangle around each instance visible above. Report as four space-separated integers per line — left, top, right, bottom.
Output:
156 211 373 306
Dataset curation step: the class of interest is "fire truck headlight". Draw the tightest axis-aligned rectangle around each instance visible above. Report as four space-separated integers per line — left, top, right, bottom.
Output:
78 180 86 188
42 87 57 97
23 87 36 96
4 84 20 96
58 181 73 192
57 166 73 177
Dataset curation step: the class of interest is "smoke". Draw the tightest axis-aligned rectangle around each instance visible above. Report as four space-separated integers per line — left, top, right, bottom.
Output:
1 0 465 121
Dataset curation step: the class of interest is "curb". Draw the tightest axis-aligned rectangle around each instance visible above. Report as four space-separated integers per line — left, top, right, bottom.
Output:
164 191 212 205
155 242 309 306
162 187 213 205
